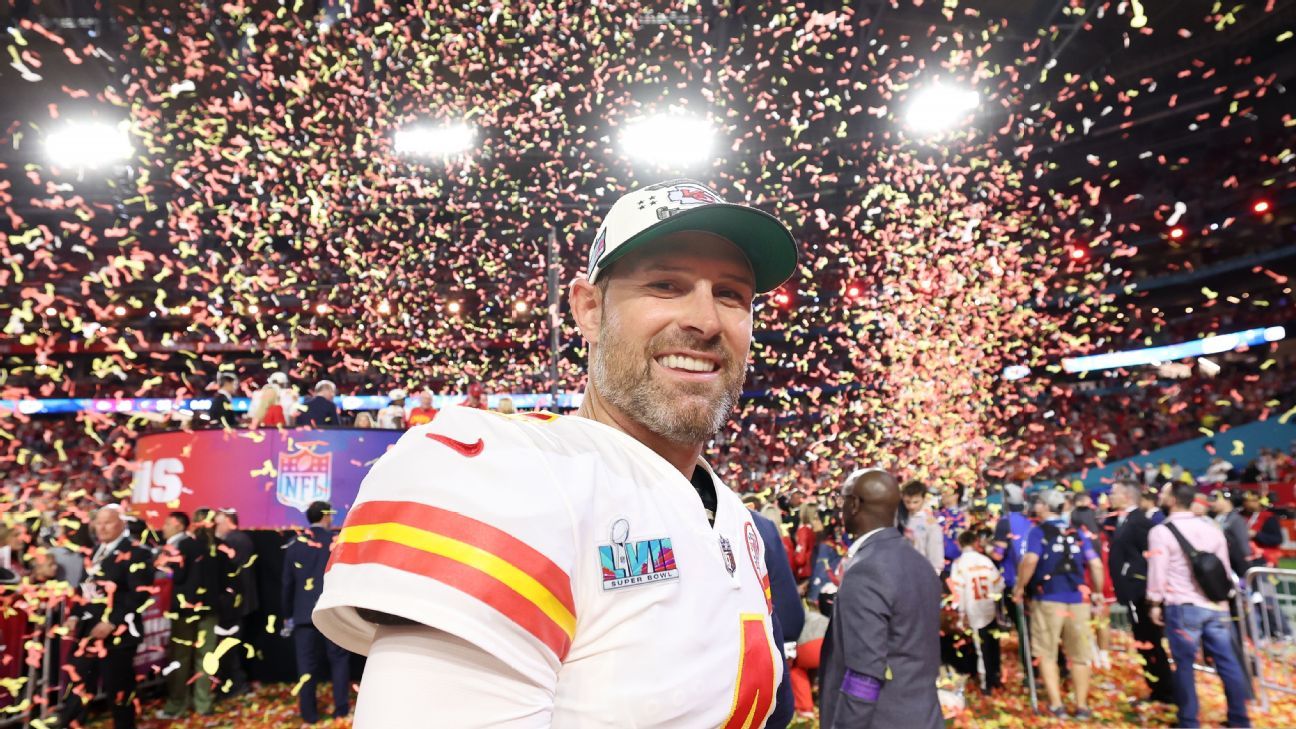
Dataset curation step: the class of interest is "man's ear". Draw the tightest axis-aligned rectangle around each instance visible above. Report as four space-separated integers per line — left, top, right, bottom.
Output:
568 276 604 345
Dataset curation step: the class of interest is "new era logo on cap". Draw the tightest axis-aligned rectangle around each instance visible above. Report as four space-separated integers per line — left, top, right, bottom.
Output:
587 179 798 294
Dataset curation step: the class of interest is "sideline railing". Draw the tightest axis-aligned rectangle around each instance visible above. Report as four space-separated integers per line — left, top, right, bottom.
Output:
1243 567 1296 711
0 579 173 728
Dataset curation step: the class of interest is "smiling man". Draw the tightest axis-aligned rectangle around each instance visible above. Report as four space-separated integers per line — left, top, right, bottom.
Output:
314 179 798 727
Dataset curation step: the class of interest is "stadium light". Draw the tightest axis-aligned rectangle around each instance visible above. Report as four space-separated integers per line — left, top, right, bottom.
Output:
447 301 462 315
620 113 715 168
903 83 980 134
1251 199 1272 215
45 121 132 169
393 123 475 158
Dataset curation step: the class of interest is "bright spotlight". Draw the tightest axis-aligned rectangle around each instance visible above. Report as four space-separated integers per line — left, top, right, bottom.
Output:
620 113 715 168
393 123 475 158
447 301 462 315
514 300 529 313
1252 199 1272 215
45 121 132 169
903 84 980 134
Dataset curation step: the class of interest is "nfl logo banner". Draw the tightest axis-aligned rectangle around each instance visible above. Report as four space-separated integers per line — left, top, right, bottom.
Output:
277 442 333 511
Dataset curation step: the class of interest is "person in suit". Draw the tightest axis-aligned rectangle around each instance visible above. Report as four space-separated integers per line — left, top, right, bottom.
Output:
748 507 804 729
57 505 154 729
298 380 339 428
819 469 942 729
206 373 240 428
283 501 351 723
157 509 229 719
1105 481 1175 705
213 509 259 697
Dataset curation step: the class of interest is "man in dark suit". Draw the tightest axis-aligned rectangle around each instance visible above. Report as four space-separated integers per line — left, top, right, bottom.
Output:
283 501 351 723
1105 481 1175 705
749 508 805 729
215 509 259 697
820 469 942 729
298 380 339 428
157 509 228 719
57 505 154 729
206 373 240 428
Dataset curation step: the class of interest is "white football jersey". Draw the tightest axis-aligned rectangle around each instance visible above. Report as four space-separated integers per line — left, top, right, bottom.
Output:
314 406 780 728
948 550 1004 630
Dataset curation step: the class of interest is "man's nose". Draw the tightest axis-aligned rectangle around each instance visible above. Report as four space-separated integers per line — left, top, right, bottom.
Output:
678 282 723 338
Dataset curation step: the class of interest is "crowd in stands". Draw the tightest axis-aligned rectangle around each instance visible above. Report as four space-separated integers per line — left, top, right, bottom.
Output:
1010 363 1295 480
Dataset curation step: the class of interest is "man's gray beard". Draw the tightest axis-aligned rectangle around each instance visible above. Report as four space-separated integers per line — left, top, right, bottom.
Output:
591 314 744 446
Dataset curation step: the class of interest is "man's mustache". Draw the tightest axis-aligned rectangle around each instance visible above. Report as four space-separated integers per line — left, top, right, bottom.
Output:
646 335 733 369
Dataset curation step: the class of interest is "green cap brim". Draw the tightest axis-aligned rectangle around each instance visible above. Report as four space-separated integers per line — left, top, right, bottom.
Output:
598 204 798 294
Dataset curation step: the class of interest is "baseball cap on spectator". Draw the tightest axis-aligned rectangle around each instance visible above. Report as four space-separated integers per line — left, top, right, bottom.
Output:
587 178 799 293
1040 490 1068 513
389 388 407 401
1003 484 1025 506
268 372 289 387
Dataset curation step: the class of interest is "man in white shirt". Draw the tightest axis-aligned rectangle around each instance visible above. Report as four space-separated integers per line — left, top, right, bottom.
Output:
900 480 945 573
948 529 1004 691
314 178 799 727
376 389 407 429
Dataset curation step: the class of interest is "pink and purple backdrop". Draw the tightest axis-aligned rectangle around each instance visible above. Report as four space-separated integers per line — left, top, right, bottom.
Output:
130 428 403 529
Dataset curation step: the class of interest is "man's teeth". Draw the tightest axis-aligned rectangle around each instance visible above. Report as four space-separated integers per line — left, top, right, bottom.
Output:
657 355 718 373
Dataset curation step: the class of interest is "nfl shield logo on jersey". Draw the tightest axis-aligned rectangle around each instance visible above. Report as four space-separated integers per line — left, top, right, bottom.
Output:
276 442 332 511
719 535 737 576
599 518 679 591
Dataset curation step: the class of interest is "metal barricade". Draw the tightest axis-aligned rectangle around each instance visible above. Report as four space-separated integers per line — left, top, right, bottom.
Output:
2 575 174 728
0 597 62 729
1243 567 1296 710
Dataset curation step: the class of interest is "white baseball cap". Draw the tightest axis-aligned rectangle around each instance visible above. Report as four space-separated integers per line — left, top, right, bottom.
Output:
267 372 289 386
588 178 798 293
388 388 407 401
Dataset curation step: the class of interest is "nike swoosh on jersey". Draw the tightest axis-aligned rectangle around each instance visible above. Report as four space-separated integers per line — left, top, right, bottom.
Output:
425 432 485 457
